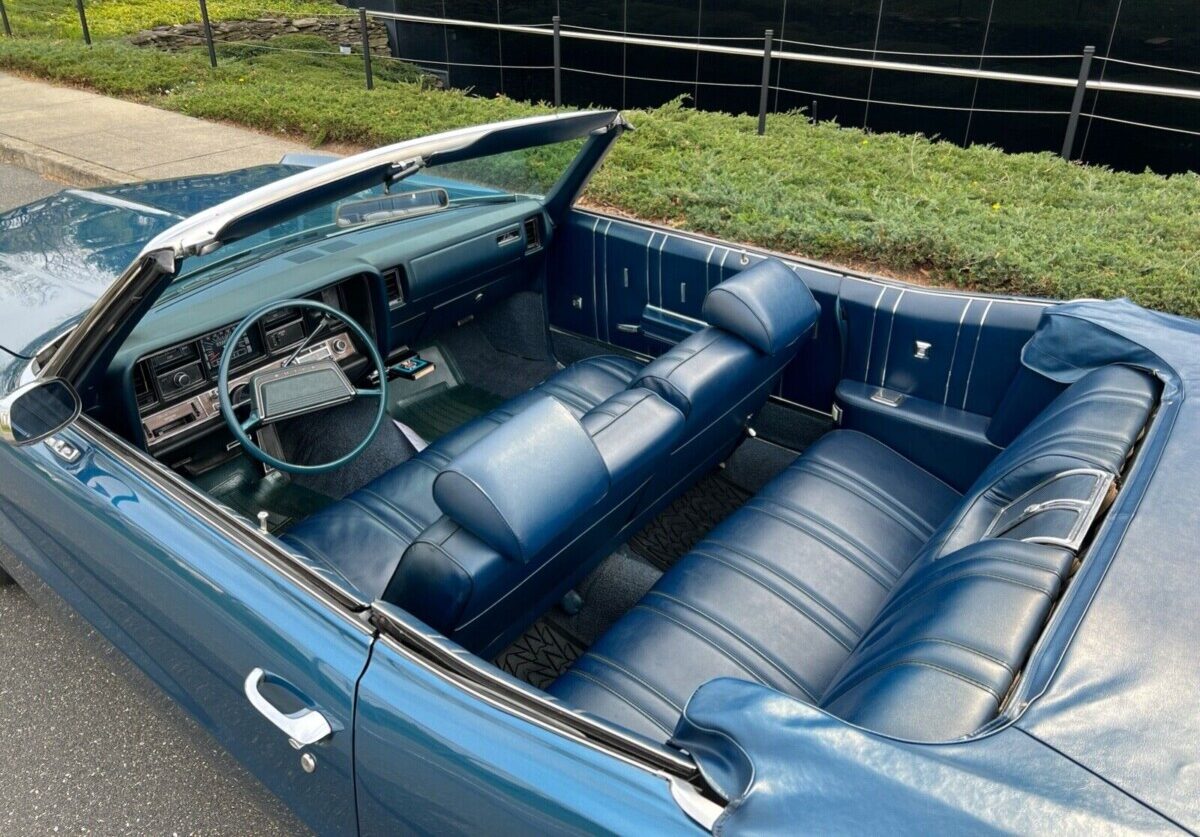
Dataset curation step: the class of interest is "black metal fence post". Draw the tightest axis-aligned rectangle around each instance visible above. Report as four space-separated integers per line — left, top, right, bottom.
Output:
1061 45 1095 160
197 0 217 68
75 0 90 45
359 8 374 91
0 0 12 38
757 29 774 136
552 15 562 107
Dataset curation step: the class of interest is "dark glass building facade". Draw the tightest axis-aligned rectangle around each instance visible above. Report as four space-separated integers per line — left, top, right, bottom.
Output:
380 1 1199 173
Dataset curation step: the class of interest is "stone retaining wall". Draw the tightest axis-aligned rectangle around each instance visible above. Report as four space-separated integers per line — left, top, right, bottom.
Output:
129 16 391 56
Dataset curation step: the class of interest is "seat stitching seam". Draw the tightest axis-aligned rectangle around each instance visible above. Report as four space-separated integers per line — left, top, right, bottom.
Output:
588 654 684 712
689 547 861 646
556 670 674 736
357 487 423 532
834 430 962 493
824 658 1003 706
630 602 776 692
748 497 900 583
802 457 940 536
875 571 1055 626
792 459 930 539
642 593 821 702
342 495 420 540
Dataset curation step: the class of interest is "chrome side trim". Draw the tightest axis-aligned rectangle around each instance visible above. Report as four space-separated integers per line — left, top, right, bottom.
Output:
670 777 723 831
984 467 1116 552
369 606 699 779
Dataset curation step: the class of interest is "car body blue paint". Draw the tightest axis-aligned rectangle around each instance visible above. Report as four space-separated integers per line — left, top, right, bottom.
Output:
0 121 1194 833
0 164 311 356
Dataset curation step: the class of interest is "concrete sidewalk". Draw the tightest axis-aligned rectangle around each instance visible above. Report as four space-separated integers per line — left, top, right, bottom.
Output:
0 72 307 186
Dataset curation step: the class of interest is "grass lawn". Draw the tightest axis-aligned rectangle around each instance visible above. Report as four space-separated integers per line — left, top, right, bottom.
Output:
1 0 1199 315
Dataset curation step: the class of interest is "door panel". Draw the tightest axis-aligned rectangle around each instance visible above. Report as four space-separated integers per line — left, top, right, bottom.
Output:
0 423 369 836
547 210 1059 488
355 619 699 835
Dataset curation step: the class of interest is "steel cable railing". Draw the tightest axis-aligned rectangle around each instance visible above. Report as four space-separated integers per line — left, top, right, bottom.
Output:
6 1 1195 159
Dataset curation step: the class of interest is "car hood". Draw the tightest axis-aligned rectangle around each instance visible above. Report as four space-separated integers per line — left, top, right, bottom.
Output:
0 163 311 359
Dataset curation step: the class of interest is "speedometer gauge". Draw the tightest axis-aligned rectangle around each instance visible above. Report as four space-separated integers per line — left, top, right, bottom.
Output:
199 324 254 369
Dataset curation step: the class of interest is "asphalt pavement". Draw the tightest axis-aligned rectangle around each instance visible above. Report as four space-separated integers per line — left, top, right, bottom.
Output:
0 163 309 835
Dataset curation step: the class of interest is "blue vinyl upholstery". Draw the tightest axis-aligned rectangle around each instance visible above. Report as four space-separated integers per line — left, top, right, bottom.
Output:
283 259 819 653
701 258 818 355
433 396 610 562
280 355 643 599
549 364 1157 742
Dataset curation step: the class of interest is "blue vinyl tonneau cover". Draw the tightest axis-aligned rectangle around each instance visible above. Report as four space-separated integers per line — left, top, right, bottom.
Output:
672 300 1198 833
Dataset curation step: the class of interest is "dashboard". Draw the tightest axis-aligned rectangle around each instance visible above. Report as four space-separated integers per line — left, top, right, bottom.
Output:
134 279 369 453
111 199 551 461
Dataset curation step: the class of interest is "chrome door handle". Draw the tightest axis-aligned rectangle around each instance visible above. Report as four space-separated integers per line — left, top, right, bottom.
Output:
244 667 332 748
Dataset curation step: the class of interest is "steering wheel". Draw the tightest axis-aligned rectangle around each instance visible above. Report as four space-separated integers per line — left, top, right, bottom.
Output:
217 299 387 475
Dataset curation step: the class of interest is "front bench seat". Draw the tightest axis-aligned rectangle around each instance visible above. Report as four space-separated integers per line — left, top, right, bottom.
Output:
550 363 1157 742
280 354 643 599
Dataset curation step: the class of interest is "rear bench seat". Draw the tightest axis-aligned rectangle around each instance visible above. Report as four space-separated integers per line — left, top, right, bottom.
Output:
283 258 820 654
549 363 1157 742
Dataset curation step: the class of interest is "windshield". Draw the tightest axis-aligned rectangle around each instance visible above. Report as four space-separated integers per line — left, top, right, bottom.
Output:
165 137 587 298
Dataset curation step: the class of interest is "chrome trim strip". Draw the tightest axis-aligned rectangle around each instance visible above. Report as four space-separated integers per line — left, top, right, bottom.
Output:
370 608 699 779
862 285 888 380
670 777 723 831
961 298 994 410
984 467 1116 552
878 288 906 387
943 297 973 405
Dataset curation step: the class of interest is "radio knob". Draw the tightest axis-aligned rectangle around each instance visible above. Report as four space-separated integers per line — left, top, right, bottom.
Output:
332 338 348 354
172 370 192 388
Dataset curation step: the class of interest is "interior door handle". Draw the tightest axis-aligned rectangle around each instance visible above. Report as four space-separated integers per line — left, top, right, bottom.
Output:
244 667 333 748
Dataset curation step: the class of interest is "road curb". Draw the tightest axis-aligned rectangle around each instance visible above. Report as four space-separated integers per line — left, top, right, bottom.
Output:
0 134 135 186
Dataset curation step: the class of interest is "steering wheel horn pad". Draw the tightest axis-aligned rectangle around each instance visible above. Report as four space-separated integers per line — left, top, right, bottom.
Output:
217 299 388 475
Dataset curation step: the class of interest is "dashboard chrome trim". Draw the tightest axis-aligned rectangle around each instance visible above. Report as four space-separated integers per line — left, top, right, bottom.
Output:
142 335 357 448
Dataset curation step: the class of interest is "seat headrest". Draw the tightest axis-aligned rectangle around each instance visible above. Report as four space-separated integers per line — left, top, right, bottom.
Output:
701 258 820 355
433 395 609 562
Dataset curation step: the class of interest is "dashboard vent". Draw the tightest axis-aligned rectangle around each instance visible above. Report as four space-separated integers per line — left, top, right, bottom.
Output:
134 365 157 410
523 216 542 253
382 267 406 308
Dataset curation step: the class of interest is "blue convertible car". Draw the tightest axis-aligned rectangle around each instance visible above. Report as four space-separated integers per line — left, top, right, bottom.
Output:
1 111 1197 833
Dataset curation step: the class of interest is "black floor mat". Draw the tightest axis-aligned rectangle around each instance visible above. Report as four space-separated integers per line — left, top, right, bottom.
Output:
494 618 583 689
628 473 752 571
194 456 333 533
393 382 505 442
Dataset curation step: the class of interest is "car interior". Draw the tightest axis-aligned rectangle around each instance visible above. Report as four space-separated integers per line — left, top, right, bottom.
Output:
88 132 1159 749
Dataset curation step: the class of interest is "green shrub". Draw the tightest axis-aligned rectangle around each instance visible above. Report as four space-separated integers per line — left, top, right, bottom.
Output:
1 31 1198 316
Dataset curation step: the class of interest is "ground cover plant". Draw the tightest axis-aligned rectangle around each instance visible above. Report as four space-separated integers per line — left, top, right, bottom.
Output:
2 0 1198 315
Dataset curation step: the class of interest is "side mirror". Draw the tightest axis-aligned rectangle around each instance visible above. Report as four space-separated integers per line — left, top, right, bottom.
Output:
0 378 82 446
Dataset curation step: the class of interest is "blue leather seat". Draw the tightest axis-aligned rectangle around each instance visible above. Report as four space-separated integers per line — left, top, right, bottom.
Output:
549 364 1157 742
280 355 643 598
283 258 820 653
630 259 819 505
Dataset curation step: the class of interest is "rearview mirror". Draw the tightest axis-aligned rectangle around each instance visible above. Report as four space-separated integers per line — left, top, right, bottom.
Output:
336 188 449 227
0 378 82 446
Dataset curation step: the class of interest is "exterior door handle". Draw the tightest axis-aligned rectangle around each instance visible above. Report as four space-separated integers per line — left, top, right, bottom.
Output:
243 667 333 748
